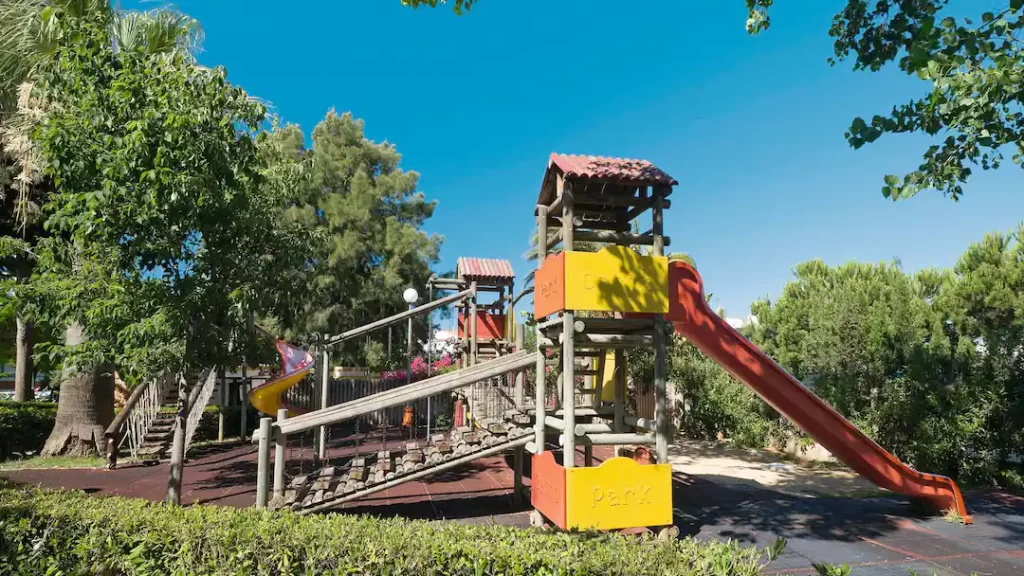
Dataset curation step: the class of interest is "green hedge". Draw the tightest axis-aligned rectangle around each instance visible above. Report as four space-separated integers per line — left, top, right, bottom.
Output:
0 402 59 460
195 404 262 441
0 401 261 461
0 483 781 575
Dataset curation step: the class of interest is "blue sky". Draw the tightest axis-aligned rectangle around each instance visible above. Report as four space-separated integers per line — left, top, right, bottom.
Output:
128 0 1024 317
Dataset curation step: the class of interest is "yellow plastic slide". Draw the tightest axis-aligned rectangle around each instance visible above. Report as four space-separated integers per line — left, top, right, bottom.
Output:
249 339 315 417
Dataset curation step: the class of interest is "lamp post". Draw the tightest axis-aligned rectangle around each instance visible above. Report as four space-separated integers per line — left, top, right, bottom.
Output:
403 287 419 436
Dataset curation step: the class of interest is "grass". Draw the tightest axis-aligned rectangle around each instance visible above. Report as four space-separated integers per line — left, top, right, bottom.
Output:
942 506 966 525
0 454 107 471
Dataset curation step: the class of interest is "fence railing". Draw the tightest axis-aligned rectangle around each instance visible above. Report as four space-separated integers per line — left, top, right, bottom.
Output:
184 368 217 453
282 372 457 430
124 376 170 459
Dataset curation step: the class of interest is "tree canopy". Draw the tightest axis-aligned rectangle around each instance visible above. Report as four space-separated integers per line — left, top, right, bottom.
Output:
262 111 441 367
748 1 1024 200
743 226 1024 482
27 8 308 383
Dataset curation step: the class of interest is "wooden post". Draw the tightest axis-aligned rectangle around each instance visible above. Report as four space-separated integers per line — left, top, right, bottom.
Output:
256 417 271 509
652 188 669 464
562 311 576 469
561 182 576 468
534 204 549 455
318 347 329 460
240 366 249 440
469 282 478 366
613 349 626 457
513 322 525 408
513 444 524 505
427 285 433 379
508 279 516 350
593 352 606 410
274 408 287 501
217 367 226 442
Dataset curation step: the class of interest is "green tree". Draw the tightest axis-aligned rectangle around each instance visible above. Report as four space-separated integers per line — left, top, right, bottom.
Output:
0 0 202 402
747 235 1024 482
747 0 1024 200
28 7 298 457
264 111 442 366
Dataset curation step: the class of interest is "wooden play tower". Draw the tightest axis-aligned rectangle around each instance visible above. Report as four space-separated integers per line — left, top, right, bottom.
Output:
427 258 516 366
529 153 679 535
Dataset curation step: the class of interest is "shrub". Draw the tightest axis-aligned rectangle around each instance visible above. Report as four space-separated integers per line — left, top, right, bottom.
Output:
194 405 261 443
0 483 782 575
0 402 58 460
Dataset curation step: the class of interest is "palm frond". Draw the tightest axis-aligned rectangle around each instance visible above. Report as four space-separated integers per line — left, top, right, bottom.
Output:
111 8 202 57
0 0 47 113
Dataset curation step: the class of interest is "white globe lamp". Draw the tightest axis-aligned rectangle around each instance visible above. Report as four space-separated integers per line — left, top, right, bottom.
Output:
403 287 419 305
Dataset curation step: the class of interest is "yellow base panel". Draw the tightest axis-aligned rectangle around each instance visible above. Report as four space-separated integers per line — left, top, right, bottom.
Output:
565 457 673 530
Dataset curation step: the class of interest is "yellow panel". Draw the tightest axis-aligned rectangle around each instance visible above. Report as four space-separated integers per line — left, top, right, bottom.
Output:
565 457 673 530
563 247 668 314
600 350 616 403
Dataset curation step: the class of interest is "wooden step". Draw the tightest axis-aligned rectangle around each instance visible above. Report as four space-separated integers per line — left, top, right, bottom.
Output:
287 414 534 513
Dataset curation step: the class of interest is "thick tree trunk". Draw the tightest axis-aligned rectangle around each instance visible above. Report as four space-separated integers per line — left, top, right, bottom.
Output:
13 316 34 402
42 322 115 457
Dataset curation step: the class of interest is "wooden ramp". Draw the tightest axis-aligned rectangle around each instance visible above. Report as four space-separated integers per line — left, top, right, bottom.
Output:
272 410 533 514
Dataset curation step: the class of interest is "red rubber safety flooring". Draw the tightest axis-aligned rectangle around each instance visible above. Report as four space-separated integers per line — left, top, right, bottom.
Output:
4 439 1024 575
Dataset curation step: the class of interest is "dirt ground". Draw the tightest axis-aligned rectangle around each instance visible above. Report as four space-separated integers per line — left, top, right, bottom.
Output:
668 440 887 498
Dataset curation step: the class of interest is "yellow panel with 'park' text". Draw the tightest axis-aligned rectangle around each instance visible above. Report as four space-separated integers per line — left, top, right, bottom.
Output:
563 247 669 315
564 457 673 530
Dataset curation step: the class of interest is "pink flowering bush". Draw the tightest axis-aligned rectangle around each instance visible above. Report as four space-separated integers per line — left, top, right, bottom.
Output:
380 354 457 382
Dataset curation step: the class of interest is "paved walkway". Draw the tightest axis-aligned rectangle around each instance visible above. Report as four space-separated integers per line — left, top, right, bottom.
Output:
4 438 1023 574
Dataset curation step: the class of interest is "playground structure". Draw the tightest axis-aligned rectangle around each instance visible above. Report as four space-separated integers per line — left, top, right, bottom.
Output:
105 152 971 529
525 154 970 530
242 256 535 514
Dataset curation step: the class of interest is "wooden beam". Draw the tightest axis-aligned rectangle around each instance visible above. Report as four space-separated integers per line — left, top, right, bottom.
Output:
624 197 671 222
270 351 534 437
577 317 657 334
574 230 671 246
328 288 473 347
544 229 563 251
548 194 563 216
574 193 643 207
559 433 655 446
562 333 655 348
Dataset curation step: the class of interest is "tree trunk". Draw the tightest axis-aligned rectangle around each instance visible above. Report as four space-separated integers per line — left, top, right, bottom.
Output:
42 322 115 457
13 316 34 402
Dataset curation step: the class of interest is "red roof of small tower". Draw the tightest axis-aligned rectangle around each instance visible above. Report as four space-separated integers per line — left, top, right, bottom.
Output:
549 154 677 186
538 153 677 206
457 257 515 283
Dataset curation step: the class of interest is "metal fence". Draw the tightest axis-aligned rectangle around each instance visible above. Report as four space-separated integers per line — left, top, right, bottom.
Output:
281 372 457 430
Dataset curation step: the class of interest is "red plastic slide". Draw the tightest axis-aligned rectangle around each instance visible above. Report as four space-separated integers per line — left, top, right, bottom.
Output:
665 261 971 523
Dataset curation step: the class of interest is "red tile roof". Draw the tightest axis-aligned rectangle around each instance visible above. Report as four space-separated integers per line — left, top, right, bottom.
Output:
549 154 677 187
538 153 677 207
457 257 515 282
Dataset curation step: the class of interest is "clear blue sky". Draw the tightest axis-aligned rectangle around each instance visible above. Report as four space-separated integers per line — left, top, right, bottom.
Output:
127 0 1024 317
